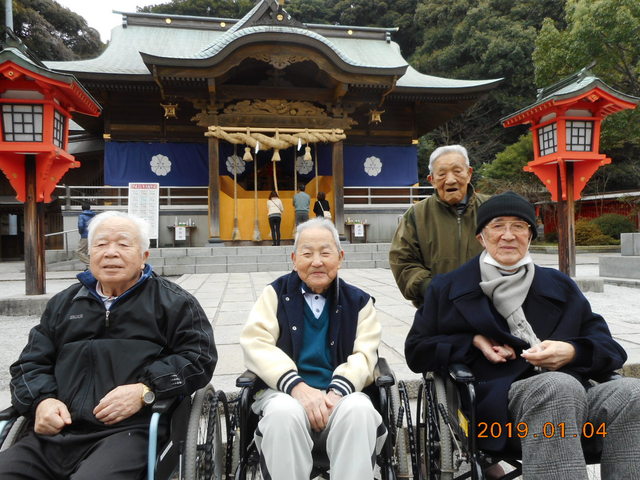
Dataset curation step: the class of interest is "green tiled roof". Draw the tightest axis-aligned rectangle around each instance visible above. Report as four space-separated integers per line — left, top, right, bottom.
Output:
45 8 500 92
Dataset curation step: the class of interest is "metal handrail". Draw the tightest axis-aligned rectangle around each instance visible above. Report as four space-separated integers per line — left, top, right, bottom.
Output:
44 229 77 257
53 185 433 209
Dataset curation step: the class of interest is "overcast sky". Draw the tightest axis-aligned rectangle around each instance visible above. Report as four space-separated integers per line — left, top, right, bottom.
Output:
54 1 157 42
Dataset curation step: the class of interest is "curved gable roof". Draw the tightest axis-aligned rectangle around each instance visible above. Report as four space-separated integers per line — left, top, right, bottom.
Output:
141 25 408 76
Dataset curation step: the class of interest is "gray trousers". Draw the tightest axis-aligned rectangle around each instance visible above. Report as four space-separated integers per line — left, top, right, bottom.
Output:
295 211 309 226
252 389 387 479
508 371 640 479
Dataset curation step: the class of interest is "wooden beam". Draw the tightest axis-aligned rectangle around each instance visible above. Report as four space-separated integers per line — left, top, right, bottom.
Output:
332 141 345 239
24 155 45 295
217 85 335 103
207 137 223 243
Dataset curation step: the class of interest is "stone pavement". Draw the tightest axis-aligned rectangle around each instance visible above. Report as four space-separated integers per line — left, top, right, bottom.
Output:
1 251 640 410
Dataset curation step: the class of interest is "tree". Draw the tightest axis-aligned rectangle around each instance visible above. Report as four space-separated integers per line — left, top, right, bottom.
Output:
141 0 255 18
11 0 104 61
476 133 549 200
411 0 566 167
533 0 640 192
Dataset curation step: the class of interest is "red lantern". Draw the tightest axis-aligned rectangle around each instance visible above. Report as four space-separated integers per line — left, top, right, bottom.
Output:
0 48 101 202
503 69 638 202
0 47 100 294
502 68 638 276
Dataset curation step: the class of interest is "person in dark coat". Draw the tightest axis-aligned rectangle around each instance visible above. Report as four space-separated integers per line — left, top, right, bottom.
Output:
405 191 640 479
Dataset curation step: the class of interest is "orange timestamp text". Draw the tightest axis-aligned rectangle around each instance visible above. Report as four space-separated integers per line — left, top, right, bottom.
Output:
477 422 607 439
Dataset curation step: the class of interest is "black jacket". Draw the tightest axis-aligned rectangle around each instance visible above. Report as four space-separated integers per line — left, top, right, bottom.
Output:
10 266 217 432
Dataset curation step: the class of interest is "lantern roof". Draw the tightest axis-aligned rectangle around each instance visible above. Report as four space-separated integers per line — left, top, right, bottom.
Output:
502 66 639 127
0 47 101 117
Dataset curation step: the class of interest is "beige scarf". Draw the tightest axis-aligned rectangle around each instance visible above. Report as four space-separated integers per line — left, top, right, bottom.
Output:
478 251 540 348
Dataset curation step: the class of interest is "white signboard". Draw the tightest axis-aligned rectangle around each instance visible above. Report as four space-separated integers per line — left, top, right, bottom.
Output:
174 226 186 241
128 183 159 240
354 223 365 238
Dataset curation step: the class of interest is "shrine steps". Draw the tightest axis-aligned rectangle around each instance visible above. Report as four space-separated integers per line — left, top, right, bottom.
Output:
46 243 392 276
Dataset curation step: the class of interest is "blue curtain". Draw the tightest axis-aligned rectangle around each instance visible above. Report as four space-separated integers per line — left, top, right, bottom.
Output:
344 145 417 186
105 142 208 186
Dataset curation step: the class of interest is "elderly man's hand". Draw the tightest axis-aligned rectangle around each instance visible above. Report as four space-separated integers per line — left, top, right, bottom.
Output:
291 383 330 432
521 340 576 370
93 383 145 425
473 334 516 364
34 398 72 435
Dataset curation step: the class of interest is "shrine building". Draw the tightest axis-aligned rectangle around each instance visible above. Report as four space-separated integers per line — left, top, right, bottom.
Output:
0 0 500 253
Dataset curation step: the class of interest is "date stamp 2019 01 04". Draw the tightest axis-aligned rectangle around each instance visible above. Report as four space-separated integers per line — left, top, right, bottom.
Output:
477 422 607 439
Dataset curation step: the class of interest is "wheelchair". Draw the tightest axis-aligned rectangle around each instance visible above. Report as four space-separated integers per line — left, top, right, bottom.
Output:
233 357 410 479
411 364 620 480
0 383 231 480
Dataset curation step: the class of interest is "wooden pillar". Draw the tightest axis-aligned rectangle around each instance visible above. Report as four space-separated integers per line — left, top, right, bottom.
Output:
332 141 345 239
556 162 576 276
24 154 45 294
207 137 223 243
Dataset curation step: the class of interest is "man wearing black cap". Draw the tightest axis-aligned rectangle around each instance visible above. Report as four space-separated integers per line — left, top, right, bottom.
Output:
405 191 640 479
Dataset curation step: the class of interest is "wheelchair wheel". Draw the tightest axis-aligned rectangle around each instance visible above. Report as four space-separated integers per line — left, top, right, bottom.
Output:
390 382 410 478
421 373 454 480
184 385 228 480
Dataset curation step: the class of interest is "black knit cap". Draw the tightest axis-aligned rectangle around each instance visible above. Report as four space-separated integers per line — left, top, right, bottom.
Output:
475 191 537 239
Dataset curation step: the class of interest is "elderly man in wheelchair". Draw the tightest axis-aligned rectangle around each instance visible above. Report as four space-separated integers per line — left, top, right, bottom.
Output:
239 218 388 479
0 212 217 479
405 191 640 479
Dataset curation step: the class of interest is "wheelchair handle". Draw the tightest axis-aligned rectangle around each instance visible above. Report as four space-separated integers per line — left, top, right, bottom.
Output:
375 357 395 387
237 370 258 388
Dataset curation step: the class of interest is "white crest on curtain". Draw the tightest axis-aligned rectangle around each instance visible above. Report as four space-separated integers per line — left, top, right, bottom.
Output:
150 154 172 176
296 155 313 175
226 154 246 174
364 156 382 176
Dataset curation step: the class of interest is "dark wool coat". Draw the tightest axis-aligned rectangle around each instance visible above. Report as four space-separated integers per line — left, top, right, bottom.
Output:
405 256 626 450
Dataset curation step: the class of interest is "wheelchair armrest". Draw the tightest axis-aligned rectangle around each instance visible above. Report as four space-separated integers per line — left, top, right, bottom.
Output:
0 406 19 421
151 397 178 414
448 363 475 383
374 357 395 387
237 370 258 388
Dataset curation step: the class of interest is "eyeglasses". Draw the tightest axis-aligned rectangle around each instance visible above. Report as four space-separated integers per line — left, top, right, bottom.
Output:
484 220 531 236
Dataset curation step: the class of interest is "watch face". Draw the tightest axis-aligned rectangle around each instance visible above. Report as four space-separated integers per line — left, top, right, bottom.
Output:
143 390 156 405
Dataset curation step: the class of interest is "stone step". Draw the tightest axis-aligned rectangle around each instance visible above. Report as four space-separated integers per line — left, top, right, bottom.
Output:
42 243 392 276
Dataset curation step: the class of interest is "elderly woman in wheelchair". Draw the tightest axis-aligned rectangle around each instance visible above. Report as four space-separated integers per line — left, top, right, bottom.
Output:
239 218 389 479
405 191 640 479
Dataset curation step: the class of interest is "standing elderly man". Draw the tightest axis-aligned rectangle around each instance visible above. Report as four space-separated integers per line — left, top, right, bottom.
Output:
389 145 490 307
240 217 386 479
0 211 216 479
405 191 640 478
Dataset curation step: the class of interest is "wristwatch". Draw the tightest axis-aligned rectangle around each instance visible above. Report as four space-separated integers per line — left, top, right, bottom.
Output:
141 384 156 406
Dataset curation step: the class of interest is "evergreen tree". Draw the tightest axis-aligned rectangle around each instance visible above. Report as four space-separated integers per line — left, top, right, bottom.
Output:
11 0 104 61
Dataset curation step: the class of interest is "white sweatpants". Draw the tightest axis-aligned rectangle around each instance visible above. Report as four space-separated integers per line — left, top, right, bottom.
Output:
252 389 387 480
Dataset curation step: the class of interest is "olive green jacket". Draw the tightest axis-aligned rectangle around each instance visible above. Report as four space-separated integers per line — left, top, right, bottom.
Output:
389 186 490 307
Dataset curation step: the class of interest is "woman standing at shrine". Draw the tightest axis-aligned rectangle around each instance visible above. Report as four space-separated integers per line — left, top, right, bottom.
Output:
267 191 284 246
313 191 331 219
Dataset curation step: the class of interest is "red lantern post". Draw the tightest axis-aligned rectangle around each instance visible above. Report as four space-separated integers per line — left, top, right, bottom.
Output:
0 47 100 294
502 68 638 276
